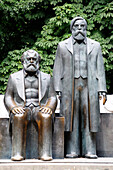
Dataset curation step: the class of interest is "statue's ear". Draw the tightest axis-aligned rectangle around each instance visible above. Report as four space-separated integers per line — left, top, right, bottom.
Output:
21 54 25 64
38 55 41 62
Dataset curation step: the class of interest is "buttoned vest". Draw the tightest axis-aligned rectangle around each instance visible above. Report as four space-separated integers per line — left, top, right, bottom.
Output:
73 42 87 78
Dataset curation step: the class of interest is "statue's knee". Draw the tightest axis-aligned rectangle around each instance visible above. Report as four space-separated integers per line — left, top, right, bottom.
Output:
36 112 52 125
13 112 27 121
39 112 51 119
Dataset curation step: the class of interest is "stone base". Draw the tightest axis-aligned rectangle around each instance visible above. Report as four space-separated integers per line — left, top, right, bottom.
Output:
1 95 113 159
97 113 113 157
0 158 113 170
0 117 64 159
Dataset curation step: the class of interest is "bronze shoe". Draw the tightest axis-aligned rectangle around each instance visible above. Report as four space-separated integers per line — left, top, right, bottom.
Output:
85 153 97 159
11 155 24 161
40 156 53 161
66 152 78 158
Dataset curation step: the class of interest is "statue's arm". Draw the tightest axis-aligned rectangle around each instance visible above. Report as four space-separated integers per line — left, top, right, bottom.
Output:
97 43 107 105
53 43 62 92
4 75 25 115
39 77 57 114
4 75 17 113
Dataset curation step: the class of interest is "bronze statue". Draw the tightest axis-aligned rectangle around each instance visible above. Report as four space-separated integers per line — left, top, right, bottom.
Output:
4 49 57 161
53 17 107 158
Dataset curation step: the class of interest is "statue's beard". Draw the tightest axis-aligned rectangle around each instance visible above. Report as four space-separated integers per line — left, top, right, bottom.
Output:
72 30 86 41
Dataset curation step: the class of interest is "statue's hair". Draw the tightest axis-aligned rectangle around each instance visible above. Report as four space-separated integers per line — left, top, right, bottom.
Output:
70 16 87 31
21 49 41 63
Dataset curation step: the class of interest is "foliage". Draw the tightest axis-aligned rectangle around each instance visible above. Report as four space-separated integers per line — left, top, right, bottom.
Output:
0 49 25 93
0 0 113 94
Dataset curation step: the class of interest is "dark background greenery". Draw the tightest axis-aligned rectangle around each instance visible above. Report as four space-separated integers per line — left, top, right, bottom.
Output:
0 0 113 94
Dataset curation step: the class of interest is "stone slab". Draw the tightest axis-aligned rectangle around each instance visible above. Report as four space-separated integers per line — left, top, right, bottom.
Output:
0 95 9 118
0 119 11 159
0 164 113 170
0 158 113 170
97 113 113 157
26 121 39 159
99 95 113 113
52 117 64 159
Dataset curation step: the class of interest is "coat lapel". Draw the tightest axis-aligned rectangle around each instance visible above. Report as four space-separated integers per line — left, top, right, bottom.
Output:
87 37 94 55
15 70 47 104
15 70 25 101
65 36 73 55
39 71 47 103
65 37 94 55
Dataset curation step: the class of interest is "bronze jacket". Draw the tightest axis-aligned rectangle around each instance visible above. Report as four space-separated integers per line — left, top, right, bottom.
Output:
53 36 106 132
4 69 57 115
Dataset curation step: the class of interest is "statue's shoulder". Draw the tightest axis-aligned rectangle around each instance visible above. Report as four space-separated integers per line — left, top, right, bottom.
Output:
59 37 71 46
40 71 51 79
87 37 100 46
10 69 23 79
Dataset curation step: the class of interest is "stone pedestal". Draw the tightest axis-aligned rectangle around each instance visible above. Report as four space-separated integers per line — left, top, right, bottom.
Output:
1 95 113 159
96 95 113 157
52 117 64 159
0 158 113 170
0 119 11 159
97 113 113 157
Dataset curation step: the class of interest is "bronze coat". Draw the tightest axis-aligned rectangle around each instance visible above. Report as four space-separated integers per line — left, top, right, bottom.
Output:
53 36 106 132
4 69 57 115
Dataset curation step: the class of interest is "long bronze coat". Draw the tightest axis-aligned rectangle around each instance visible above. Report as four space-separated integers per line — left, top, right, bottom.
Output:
4 69 57 115
53 36 106 132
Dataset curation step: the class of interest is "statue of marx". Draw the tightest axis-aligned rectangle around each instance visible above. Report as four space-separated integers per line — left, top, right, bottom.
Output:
53 17 107 158
4 49 57 161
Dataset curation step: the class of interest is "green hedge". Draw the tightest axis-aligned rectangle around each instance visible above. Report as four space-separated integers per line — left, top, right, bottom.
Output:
0 0 113 94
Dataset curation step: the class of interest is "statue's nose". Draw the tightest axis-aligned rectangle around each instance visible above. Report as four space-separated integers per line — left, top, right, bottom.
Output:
30 58 33 63
78 25 81 30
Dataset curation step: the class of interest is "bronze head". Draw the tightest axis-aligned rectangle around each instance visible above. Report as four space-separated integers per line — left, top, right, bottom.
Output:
21 50 41 73
70 17 87 41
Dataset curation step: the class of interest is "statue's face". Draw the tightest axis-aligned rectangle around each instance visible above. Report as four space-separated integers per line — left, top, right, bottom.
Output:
72 19 86 41
23 53 39 73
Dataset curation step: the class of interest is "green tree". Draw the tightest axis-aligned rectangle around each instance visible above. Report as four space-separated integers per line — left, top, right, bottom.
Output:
0 0 113 94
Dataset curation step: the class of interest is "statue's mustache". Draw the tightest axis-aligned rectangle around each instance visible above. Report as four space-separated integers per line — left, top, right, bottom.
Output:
74 31 85 37
27 63 37 68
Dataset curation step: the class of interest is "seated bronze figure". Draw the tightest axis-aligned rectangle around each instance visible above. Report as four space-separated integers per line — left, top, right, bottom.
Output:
4 49 57 161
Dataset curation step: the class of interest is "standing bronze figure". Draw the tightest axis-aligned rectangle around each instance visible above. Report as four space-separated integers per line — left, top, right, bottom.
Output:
4 50 57 161
53 17 107 158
